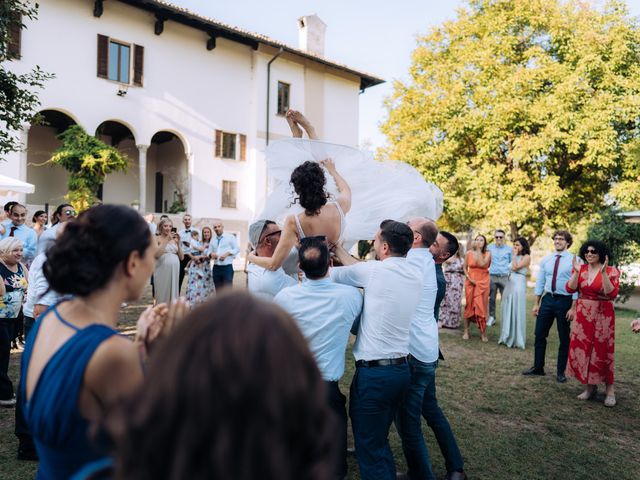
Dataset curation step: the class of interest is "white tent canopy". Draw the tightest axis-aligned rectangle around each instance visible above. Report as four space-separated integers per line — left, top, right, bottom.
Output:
0 174 35 195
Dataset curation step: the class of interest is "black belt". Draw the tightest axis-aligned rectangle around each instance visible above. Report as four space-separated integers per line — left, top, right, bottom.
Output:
547 292 571 298
355 357 408 368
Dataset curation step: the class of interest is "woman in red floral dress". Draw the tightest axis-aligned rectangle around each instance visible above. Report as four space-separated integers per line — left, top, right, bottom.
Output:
566 240 619 407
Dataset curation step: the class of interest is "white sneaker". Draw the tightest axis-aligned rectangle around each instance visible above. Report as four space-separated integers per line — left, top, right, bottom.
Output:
487 316 495 327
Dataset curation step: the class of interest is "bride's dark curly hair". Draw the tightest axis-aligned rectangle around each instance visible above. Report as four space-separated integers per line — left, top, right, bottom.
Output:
290 161 328 216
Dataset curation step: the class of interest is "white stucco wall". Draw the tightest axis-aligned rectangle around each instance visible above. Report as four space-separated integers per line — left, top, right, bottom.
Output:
3 0 367 230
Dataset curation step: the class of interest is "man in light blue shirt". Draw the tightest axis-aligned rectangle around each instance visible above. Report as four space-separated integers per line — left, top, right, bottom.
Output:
487 229 512 327
208 220 240 290
397 218 466 480
523 230 577 383
0 204 37 265
274 236 362 479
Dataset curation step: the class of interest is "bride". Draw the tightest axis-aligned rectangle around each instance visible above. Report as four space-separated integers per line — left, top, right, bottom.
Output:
249 112 351 271
249 110 443 270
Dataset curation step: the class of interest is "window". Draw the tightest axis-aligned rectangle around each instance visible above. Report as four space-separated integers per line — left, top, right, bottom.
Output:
215 130 247 161
108 41 130 83
277 81 290 115
97 34 144 86
221 180 238 208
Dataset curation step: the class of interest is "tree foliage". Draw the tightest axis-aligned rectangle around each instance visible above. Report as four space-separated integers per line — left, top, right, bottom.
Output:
382 0 640 243
1 0 53 160
49 126 129 212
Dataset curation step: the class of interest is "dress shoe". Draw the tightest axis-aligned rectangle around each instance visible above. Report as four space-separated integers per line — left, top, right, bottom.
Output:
556 373 567 383
447 471 468 480
522 367 545 376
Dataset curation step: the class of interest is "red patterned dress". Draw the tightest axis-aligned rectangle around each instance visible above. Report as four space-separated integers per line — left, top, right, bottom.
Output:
566 265 619 385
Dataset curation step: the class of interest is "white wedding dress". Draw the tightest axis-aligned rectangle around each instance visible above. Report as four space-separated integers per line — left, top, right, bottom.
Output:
257 139 443 248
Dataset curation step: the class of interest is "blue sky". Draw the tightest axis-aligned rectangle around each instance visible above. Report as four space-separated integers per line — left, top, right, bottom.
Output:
172 0 640 150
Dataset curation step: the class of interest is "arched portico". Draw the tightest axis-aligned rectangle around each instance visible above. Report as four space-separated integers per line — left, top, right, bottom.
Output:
96 120 139 207
26 109 77 208
146 131 188 213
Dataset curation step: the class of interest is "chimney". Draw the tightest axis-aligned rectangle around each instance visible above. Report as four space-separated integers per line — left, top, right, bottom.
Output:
297 14 326 56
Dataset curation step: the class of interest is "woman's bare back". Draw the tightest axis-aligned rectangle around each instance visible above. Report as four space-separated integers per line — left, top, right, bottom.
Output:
295 201 345 246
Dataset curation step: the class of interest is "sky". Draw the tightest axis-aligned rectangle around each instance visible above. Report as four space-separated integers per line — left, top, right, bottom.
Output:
172 0 640 151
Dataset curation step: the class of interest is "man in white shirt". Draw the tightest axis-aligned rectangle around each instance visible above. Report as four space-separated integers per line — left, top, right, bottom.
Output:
397 219 466 480
274 236 362 479
178 213 199 292
247 220 296 300
37 204 75 256
332 219 422 480
209 220 240 290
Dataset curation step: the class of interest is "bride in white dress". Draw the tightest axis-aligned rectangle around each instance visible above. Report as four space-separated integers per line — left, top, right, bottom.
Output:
250 111 443 270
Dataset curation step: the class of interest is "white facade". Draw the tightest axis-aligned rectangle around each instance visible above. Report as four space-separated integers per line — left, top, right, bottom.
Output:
3 0 381 245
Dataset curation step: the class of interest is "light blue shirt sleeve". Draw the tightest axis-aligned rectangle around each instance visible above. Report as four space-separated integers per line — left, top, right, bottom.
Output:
534 255 548 296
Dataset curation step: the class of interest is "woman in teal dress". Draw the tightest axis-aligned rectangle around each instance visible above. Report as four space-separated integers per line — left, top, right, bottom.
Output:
498 237 531 349
20 205 186 479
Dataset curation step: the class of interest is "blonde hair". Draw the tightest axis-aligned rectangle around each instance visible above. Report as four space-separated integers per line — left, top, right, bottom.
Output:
0 237 24 255
157 217 173 233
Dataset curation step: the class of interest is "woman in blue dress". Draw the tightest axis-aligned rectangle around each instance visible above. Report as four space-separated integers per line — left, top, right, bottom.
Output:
498 236 531 349
20 205 186 479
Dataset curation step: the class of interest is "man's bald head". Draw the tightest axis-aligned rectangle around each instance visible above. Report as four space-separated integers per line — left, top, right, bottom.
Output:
407 217 438 249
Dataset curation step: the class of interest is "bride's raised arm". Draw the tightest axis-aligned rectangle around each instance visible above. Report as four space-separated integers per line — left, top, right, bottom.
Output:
320 158 351 215
248 216 298 271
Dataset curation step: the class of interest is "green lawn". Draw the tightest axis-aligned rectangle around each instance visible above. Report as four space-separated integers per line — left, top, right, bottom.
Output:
1 288 639 480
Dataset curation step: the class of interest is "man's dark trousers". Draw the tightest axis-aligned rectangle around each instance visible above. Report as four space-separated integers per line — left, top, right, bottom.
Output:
397 357 463 479
534 294 572 375
326 380 347 479
212 264 234 290
178 254 192 292
350 363 410 480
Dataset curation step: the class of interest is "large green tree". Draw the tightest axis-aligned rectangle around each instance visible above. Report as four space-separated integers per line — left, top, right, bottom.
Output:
1 1 53 161
382 0 640 243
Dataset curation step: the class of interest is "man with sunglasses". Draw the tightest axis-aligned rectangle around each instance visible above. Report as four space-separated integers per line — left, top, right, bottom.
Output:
37 204 76 256
487 229 512 327
523 230 577 383
332 220 422 480
274 236 362 479
246 220 296 299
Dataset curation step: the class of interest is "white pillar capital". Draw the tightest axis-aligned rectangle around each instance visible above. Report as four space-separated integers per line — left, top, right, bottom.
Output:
137 144 150 153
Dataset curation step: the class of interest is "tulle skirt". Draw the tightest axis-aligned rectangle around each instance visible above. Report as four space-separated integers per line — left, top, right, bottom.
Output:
257 139 443 246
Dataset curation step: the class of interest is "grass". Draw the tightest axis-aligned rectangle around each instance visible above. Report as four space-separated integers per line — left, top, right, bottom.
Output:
1 282 639 480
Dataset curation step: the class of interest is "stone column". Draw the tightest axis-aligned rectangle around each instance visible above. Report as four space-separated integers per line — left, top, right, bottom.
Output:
137 144 149 213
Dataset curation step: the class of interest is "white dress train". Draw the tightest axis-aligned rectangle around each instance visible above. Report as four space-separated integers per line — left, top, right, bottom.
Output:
257 139 443 247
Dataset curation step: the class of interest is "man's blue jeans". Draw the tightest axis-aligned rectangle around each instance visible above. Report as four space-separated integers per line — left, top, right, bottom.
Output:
350 363 410 480
397 357 464 479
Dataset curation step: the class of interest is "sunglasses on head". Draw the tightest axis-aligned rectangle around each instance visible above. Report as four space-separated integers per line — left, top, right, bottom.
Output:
263 230 281 239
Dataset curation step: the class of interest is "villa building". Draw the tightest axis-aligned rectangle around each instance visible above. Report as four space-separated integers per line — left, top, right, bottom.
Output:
3 0 382 244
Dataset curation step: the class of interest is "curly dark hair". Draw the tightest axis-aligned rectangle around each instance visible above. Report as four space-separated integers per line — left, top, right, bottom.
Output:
43 205 152 296
578 239 612 264
109 291 337 480
290 161 328 216
513 236 531 256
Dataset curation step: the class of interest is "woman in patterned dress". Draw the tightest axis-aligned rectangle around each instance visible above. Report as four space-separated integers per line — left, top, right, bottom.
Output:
463 234 491 342
440 248 465 329
566 240 620 407
0 237 28 407
185 227 216 306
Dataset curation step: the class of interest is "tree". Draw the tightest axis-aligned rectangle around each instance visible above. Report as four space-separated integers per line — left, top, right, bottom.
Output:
382 0 640 243
49 126 129 211
586 206 640 302
1 1 53 161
